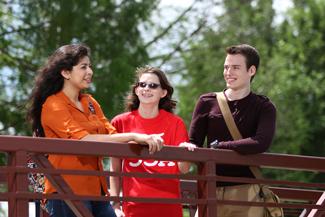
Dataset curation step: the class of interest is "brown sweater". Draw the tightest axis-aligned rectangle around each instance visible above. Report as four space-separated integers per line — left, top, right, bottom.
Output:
189 91 276 185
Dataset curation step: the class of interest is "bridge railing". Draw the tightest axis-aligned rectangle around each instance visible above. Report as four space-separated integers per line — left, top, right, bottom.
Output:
0 135 325 217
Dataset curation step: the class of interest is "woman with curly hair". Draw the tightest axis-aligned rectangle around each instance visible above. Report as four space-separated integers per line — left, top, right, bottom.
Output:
110 66 195 217
27 44 164 217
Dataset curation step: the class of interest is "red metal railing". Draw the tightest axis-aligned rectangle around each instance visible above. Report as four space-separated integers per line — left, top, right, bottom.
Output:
0 135 325 217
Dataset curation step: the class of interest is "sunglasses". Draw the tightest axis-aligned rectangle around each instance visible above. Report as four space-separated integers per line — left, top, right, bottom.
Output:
137 82 161 89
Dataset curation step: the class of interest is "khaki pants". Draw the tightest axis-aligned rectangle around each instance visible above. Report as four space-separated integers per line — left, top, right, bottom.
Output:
195 184 264 217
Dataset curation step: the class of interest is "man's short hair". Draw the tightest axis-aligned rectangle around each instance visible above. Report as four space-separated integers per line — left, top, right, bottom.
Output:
226 44 260 72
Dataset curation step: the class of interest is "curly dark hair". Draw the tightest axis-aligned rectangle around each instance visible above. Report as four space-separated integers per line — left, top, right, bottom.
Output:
26 44 90 137
125 66 177 113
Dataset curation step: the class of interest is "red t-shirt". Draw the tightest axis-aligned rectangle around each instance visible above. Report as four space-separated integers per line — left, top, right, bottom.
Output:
112 109 189 217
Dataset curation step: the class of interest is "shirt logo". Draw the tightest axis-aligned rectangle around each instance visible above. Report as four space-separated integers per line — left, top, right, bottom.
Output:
88 101 96 114
129 160 176 168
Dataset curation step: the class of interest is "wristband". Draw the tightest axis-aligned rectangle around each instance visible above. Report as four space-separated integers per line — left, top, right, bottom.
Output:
210 139 219 149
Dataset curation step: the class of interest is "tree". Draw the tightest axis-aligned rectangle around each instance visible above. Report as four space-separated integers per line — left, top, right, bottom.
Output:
178 0 325 184
0 0 159 136
268 0 325 182
0 0 206 167
178 0 276 127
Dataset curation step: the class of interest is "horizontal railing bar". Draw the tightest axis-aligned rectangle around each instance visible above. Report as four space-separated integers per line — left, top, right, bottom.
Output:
271 187 324 201
1 136 325 172
2 181 319 203
1 168 324 189
0 166 192 179
2 135 325 217
0 192 204 204
180 180 324 202
2 166 325 189
1 192 325 210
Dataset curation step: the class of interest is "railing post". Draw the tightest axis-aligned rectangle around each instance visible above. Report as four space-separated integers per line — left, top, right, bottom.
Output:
197 161 217 217
8 151 29 217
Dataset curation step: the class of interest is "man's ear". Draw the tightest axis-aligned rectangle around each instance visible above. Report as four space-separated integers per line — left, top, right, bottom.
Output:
61 70 71 80
248 65 256 77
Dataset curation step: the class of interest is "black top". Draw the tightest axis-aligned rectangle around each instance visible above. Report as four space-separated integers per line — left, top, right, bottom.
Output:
189 91 276 185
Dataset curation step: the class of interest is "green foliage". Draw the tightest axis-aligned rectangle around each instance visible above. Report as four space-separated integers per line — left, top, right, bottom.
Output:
178 0 325 183
268 0 325 182
273 0 325 156
1 0 325 184
0 0 158 137
178 0 276 126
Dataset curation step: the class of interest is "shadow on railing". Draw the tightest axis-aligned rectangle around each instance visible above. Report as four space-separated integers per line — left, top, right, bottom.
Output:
0 135 325 217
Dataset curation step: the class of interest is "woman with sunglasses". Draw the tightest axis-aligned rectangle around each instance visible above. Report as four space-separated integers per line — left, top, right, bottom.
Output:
110 66 196 217
27 45 164 217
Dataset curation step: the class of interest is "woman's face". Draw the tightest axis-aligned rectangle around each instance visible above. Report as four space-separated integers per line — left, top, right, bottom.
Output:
135 73 167 107
62 56 93 91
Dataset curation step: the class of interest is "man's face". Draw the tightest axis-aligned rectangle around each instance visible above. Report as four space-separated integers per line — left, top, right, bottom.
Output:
223 54 255 90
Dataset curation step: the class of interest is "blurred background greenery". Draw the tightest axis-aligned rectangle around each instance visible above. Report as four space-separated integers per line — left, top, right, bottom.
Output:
1 0 325 185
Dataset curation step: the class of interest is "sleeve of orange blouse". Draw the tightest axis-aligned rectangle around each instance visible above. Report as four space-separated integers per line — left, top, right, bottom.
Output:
89 96 117 135
41 98 89 140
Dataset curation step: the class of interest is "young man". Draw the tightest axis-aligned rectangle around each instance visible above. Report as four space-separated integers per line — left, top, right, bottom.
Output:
190 44 276 217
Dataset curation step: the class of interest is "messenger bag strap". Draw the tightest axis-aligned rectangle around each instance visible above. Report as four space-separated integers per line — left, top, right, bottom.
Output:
215 92 263 179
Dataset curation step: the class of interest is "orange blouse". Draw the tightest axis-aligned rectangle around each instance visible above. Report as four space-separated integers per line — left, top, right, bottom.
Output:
41 91 116 196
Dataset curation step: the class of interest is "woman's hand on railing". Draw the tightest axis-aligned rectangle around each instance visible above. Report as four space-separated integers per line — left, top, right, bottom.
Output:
178 142 196 173
133 133 164 154
179 142 197 151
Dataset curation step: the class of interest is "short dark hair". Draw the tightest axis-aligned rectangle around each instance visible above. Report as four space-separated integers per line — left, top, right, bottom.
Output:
226 44 260 80
125 66 177 113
